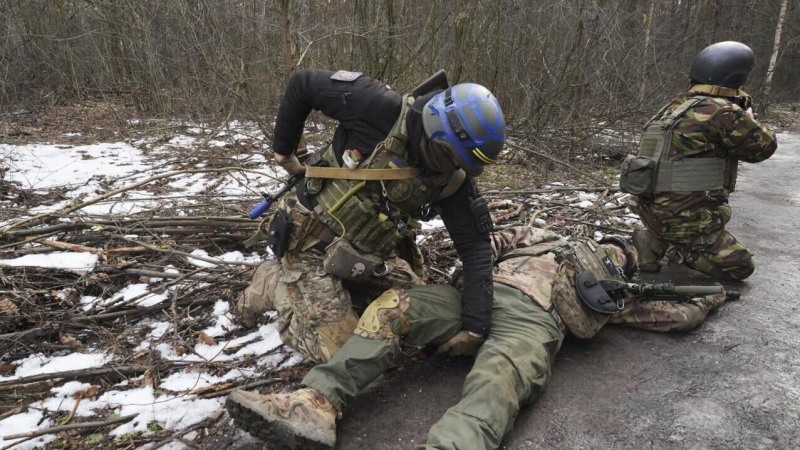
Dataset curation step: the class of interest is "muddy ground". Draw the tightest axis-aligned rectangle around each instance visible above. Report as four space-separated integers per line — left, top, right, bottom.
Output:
224 133 800 450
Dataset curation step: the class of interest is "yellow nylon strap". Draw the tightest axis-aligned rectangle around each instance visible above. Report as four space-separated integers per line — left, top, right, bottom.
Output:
305 166 420 180
690 84 748 98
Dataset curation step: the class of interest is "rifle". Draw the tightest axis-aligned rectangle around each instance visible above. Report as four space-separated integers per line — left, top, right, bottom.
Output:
248 174 303 219
599 279 740 300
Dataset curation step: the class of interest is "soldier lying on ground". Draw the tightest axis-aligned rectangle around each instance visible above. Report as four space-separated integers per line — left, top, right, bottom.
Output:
226 226 730 450
621 41 777 280
236 69 506 363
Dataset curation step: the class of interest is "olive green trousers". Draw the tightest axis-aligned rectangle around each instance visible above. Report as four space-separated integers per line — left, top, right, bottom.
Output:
302 283 563 450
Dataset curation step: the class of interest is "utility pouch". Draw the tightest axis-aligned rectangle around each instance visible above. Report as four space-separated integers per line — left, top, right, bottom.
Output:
268 210 293 258
619 155 656 197
575 270 624 315
323 239 386 283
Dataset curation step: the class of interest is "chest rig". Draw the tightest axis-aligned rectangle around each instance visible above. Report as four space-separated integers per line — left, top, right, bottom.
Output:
489 237 628 338
620 93 738 197
304 95 458 259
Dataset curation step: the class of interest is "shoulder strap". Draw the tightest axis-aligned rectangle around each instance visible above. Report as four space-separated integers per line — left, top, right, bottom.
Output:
643 101 676 129
652 96 707 163
305 166 419 180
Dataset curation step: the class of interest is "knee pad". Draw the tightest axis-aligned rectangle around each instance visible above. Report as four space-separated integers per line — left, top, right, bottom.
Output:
354 288 410 340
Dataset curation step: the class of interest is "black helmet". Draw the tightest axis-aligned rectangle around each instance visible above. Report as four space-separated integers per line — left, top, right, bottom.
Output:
689 41 755 89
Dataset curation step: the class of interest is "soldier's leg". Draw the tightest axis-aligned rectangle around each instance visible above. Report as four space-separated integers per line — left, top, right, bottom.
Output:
609 292 727 332
273 251 359 363
302 285 463 410
678 229 755 281
235 259 281 328
418 284 563 450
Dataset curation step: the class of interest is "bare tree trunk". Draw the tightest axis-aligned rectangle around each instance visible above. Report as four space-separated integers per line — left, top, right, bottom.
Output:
639 0 656 102
764 0 789 97
274 0 294 76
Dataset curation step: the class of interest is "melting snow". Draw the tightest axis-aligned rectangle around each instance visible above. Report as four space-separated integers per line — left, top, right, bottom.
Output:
0 252 98 273
0 352 111 382
1 142 148 190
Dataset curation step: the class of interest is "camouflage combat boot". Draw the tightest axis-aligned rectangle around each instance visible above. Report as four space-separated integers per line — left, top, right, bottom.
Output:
632 227 667 273
226 388 337 450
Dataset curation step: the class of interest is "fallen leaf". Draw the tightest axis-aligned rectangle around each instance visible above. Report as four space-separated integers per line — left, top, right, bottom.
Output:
59 332 80 346
0 362 16 376
0 297 20 316
72 385 100 400
198 332 216 346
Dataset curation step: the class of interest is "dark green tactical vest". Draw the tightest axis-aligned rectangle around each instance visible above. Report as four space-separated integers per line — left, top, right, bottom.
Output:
306 95 459 259
620 96 738 197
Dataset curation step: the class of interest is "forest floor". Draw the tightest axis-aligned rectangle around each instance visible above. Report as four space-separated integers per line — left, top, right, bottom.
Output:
0 100 798 450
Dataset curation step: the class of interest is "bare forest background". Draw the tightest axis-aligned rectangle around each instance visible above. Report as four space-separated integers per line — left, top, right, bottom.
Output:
1 0 798 147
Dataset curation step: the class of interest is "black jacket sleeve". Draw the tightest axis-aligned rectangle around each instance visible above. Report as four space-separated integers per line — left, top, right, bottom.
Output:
438 178 494 334
273 69 402 160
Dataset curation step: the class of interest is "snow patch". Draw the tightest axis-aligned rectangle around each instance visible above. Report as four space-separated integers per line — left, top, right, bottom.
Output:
0 352 111 382
0 252 98 273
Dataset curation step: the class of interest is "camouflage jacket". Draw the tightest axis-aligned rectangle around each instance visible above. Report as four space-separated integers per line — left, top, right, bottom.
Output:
634 92 777 242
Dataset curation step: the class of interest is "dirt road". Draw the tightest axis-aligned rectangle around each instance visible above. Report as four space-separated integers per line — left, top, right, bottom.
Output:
232 133 800 450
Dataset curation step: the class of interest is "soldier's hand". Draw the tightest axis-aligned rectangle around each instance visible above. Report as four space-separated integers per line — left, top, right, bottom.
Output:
746 107 758 121
436 330 485 357
275 153 306 175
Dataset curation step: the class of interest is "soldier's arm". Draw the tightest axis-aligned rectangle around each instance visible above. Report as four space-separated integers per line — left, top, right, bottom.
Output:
489 226 560 262
273 69 401 157
438 178 494 335
712 105 778 163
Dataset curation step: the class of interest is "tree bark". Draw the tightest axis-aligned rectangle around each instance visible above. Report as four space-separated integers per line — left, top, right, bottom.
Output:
640 0 657 102
274 0 294 76
764 0 789 97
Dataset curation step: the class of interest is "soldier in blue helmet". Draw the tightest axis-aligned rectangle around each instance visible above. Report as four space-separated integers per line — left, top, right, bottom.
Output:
234 69 506 365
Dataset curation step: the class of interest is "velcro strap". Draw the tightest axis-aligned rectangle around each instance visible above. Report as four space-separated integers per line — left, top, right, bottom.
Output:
655 159 727 192
690 84 747 98
305 166 420 180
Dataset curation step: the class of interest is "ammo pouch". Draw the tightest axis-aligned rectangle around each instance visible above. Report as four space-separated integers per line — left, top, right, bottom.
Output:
268 210 293 258
551 240 625 339
323 239 387 283
619 155 656 197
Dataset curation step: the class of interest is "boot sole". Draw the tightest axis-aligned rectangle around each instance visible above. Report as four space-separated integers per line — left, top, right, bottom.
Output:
225 395 334 450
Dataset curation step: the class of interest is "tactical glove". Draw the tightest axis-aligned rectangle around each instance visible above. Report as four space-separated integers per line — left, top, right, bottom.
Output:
436 330 485 357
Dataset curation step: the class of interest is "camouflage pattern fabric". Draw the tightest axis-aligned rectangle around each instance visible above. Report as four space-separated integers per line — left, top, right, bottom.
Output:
234 248 422 363
295 226 732 450
609 292 727 332
633 92 776 280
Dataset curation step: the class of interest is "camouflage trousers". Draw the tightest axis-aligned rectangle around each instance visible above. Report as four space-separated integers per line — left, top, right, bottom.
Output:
235 248 422 363
300 262 727 449
609 292 727 332
634 201 755 281
665 228 755 281
301 283 563 450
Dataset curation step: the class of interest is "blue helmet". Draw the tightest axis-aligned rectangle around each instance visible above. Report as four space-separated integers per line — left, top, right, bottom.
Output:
421 83 506 176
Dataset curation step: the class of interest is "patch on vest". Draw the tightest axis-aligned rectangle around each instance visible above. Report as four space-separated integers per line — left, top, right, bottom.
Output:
331 70 362 82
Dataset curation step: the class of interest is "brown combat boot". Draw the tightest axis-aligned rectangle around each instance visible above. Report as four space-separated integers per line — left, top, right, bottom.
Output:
632 227 667 273
226 388 337 450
